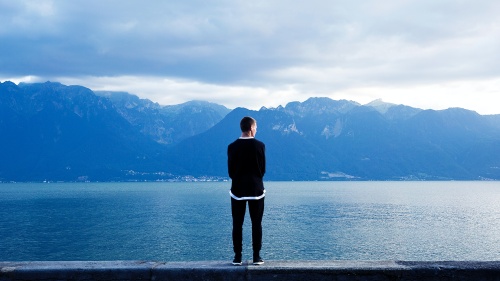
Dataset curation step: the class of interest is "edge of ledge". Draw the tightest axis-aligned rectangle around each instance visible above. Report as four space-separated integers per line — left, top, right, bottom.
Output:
3 260 500 281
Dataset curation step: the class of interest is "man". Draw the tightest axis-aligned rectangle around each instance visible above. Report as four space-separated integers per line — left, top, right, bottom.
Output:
227 116 266 266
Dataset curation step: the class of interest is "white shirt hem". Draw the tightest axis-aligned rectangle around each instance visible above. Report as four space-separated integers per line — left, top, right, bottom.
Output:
229 190 265 200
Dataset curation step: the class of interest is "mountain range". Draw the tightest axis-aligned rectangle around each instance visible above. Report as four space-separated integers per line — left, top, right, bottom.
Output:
1 81 499 182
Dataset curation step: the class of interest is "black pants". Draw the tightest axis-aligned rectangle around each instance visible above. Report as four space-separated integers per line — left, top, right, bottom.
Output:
231 197 265 257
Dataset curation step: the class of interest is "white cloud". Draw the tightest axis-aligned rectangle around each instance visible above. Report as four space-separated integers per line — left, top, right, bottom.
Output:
52 75 294 110
333 78 500 114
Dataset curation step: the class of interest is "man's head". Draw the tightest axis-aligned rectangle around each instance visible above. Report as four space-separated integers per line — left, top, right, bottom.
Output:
240 116 257 135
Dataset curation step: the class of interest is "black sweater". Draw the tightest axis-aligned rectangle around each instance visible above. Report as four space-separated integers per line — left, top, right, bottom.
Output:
227 138 266 199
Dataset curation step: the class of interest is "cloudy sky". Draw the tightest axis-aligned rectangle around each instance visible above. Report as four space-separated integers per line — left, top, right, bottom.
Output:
1 0 500 114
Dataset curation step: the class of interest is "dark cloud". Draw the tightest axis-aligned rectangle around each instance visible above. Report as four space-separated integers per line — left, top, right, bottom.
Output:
1 0 500 113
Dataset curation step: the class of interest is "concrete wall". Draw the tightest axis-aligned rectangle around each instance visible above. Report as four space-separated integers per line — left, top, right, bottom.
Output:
2 260 500 281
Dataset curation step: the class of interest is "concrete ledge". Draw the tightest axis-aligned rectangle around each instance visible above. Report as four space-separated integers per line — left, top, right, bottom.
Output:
2 261 500 281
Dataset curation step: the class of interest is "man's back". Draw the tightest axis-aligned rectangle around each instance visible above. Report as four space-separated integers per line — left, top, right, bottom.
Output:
228 138 266 198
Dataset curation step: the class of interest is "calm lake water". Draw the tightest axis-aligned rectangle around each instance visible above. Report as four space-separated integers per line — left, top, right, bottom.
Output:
1 181 499 261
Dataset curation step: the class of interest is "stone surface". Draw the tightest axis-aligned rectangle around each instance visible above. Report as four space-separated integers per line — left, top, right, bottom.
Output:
2 261 500 281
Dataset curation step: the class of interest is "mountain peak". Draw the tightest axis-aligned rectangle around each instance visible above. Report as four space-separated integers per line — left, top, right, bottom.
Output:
285 97 359 116
365 99 396 114
162 100 230 117
0 80 18 89
96 91 160 111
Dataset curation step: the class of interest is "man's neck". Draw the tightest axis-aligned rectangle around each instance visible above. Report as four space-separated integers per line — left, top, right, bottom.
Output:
240 131 254 138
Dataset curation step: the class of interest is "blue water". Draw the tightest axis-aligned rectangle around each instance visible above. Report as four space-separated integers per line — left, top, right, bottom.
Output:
1 181 500 261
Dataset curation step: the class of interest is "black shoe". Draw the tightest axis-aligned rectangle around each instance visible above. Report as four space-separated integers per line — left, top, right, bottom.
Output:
253 257 264 265
232 255 242 266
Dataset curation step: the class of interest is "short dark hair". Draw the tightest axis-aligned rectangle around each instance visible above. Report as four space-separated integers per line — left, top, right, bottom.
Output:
240 116 256 132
